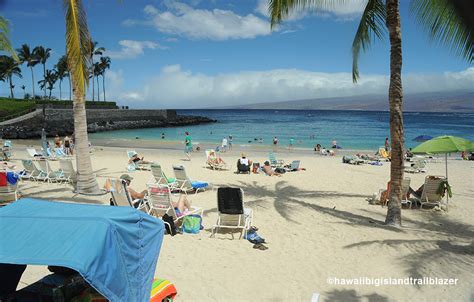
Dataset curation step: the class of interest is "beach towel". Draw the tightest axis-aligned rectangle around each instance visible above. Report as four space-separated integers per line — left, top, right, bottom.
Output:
150 279 177 302
191 181 208 189
0 172 6 186
6 172 19 185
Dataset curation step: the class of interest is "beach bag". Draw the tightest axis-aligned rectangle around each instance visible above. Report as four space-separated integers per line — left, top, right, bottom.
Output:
181 215 202 234
162 214 177 236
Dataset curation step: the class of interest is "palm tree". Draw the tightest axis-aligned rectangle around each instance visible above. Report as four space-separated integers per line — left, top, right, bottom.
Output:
93 62 101 101
269 0 472 227
33 46 51 97
63 0 99 193
38 69 58 99
0 16 18 60
0 55 22 98
17 44 39 96
21 85 26 98
55 55 69 100
99 56 110 101
89 41 105 101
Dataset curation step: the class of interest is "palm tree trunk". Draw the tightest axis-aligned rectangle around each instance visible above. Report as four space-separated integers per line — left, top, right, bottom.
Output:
91 59 95 101
59 79 62 100
385 0 404 227
68 77 72 101
8 76 14 98
73 91 99 193
102 74 106 101
96 75 100 102
43 63 46 97
30 66 35 96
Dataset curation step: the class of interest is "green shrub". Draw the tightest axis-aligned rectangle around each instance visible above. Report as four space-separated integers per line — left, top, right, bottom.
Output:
0 98 36 121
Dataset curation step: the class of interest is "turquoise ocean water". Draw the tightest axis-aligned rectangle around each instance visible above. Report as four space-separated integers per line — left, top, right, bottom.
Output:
89 109 474 150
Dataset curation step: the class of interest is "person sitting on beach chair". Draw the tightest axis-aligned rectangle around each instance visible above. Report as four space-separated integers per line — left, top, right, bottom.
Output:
208 150 226 165
128 152 151 166
237 153 252 174
120 174 147 208
262 161 282 177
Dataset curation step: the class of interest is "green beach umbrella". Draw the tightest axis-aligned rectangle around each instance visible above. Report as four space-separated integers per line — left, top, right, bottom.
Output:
411 135 474 210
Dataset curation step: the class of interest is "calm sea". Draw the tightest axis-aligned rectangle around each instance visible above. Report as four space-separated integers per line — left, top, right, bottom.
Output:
89 109 474 150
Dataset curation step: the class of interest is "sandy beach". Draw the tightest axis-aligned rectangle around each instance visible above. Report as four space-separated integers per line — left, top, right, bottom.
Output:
7 140 474 301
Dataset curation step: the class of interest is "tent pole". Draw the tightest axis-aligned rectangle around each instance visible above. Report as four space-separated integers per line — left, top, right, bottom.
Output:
445 153 449 211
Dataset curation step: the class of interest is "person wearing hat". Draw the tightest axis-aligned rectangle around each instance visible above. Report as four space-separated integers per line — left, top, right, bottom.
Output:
237 152 252 174
120 174 147 208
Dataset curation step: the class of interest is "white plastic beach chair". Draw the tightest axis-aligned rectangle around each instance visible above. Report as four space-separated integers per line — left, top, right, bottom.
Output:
26 148 42 158
146 184 202 226
211 187 253 239
106 178 147 212
401 177 412 208
412 175 446 209
269 152 284 168
404 160 427 173
172 165 210 195
205 149 228 170
31 160 48 182
59 159 77 184
148 163 177 189
127 150 150 171
37 160 65 183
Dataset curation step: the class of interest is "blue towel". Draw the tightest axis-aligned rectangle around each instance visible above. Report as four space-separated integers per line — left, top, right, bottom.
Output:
191 181 208 189
6 172 19 185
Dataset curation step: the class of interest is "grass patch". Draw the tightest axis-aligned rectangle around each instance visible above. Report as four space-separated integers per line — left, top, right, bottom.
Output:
0 98 36 121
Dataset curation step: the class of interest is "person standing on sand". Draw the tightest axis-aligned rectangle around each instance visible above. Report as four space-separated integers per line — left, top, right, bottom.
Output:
222 137 228 152
273 136 278 151
228 135 233 150
385 137 390 151
184 131 192 160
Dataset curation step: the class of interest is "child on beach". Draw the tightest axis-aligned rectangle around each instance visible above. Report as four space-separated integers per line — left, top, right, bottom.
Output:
184 132 192 160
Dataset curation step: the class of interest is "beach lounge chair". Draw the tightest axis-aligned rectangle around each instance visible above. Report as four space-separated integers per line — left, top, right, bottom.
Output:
29 161 48 182
148 163 177 188
205 149 228 170
285 160 301 171
378 178 411 208
211 187 253 239
376 147 390 161
59 159 77 184
37 160 65 183
404 160 427 173
127 150 150 171
412 175 446 209
146 184 203 227
172 165 210 194
106 178 147 212
26 148 43 158
269 152 285 168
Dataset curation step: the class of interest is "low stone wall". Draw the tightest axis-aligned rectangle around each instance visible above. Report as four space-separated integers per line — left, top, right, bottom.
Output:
0 108 213 139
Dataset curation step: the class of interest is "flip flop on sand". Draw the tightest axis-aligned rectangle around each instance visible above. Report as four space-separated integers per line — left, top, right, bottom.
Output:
253 243 268 250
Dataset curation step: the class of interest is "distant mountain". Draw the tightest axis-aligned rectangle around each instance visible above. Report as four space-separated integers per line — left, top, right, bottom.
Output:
217 91 474 112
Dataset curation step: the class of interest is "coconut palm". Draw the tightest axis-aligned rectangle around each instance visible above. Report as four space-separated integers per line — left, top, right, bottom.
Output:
0 55 22 98
38 69 58 99
33 46 51 97
89 41 105 101
55 55 69 100
17 44 40 96
0 16 18 60
21 85 26 98
269 0 473 227
63 0 99 193
99 56 110 101
92 62 101 101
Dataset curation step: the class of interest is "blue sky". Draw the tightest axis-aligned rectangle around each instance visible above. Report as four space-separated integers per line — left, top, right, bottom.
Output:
2 0 473 108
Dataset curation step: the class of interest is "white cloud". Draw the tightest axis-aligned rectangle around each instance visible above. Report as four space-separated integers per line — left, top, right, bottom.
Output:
130 2 272 40
106 65 474 108
255 0 367 22
106 40 166 59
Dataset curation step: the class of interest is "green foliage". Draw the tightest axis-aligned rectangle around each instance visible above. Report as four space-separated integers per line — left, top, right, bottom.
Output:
0 16 19 61
0 98 36 121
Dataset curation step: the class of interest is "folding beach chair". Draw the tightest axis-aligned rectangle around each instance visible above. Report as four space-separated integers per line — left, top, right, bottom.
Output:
59 159 77 184
211 187 253 239
269 152 284 168
205 149 228 170
20 160 36 180
404 160 427 174
172 165 209 194
106 178 147 212
30 160 48 182
146 184 203 227
285 160 301 171
148 163 177 188
379 177 411 208
37 160 65 183
0 183 18 206
26 148 43 158
412 175 446 209
127 150 150 171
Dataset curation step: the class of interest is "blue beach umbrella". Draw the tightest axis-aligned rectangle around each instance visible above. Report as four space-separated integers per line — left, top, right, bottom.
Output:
413 135 433 142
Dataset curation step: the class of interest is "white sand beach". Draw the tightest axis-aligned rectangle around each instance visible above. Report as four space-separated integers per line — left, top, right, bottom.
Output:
7 141 474 301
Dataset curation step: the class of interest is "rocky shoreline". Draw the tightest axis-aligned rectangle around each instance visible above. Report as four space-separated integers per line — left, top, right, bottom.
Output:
0 109 216 139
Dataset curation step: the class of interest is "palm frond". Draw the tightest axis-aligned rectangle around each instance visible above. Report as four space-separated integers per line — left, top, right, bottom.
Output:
0 16 19 61
411 0 473 64
269 0 347 28
63 0 92 98
351 0 387 83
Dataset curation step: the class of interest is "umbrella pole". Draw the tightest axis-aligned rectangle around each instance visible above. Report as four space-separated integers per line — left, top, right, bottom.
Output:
445 153 449 212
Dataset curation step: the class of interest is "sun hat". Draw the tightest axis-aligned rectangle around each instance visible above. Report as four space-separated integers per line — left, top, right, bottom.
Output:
120 174 133 182
241 152 247 157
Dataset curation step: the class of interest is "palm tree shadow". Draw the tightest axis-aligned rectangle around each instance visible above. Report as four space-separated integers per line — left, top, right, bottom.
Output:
323 289 389 302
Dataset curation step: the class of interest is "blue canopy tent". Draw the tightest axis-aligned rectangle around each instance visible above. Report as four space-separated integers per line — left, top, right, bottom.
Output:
0 198 164 302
